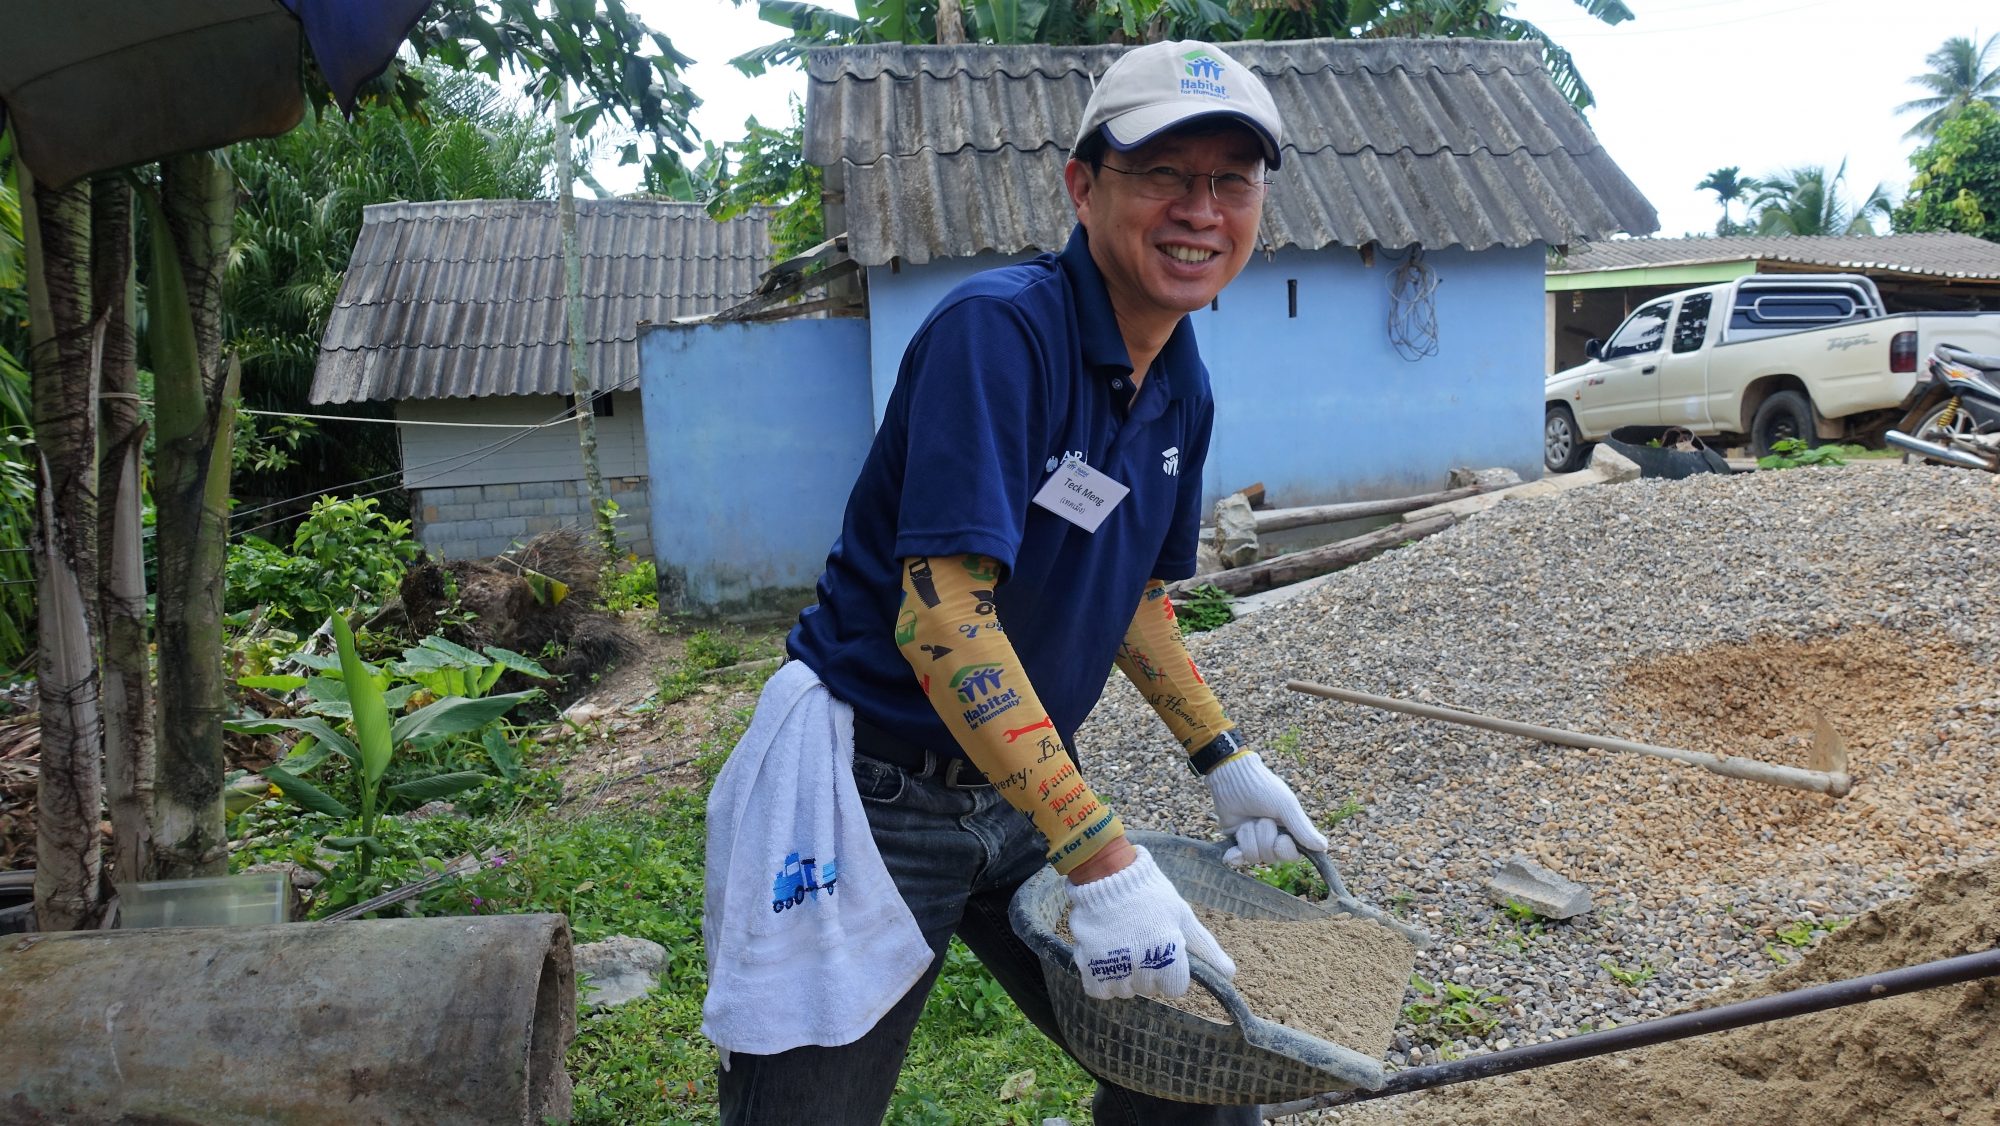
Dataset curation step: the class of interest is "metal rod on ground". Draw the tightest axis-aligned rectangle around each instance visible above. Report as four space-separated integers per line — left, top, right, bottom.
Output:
1285 681 1853 797
1261 945 2000 1118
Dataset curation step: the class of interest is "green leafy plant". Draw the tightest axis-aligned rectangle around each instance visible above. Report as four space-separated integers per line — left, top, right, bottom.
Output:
225 495 420 624
1251 858 1320 897
1492 899 1546 951
1757 437 1852 470
1322 796 1366 830
1774 919 1835 949
600 558 658 612
226 615 540 885
1269 725 1303 764
1175 584 1235 634
390 634 554 701
929 940 1014 1030
1403 975 1503 1044
1600 958 1655 988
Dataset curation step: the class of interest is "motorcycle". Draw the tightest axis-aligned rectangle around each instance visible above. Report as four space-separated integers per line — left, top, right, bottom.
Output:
1885 343 2000 472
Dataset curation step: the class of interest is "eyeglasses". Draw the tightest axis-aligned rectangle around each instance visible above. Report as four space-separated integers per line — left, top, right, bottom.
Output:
1100 164 1271 207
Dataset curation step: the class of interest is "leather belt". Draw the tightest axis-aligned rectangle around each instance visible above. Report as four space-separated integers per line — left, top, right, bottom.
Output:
852 716 991 789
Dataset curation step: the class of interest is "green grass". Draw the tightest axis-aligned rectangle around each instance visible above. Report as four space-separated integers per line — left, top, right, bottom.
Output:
227 636 1116 1123
655 627 773 705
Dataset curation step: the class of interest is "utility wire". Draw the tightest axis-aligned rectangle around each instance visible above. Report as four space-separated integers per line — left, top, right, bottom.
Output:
1387 247 1441 362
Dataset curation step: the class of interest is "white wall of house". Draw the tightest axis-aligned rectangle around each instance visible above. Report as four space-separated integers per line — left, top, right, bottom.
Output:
395 392 648 487
393 392 651 560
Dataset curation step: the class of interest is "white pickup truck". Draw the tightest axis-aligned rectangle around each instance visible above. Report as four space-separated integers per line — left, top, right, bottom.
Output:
1544 273 2000 471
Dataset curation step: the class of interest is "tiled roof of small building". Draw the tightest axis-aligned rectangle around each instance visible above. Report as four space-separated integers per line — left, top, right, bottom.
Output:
312 199 773 403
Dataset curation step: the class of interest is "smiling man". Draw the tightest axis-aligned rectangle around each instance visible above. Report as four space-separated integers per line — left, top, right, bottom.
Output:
707 40 1330 1125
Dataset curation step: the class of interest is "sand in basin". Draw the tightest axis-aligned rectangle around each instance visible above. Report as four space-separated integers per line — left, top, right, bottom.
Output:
1060 906 1417 1057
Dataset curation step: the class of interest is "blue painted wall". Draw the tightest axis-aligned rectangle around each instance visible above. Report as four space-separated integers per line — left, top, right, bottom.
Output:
639 318 874 613
866 243 1547 507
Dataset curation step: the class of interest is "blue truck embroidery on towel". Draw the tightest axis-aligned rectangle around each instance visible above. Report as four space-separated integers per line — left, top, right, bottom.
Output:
771 851 838 912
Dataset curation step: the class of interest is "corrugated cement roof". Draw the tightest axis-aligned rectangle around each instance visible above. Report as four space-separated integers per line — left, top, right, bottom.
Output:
312 199 773 403
1549 232 2000 280
805 38 1658 266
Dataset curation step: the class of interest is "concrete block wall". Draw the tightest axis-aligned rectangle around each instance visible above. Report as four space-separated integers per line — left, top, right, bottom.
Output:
412 476 651 561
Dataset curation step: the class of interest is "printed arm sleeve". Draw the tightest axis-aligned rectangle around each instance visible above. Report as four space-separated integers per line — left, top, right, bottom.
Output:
1112 580 1244 766
896 554 1124 875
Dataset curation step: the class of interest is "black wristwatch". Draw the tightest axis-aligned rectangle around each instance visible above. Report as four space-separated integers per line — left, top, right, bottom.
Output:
1186 729 1246 777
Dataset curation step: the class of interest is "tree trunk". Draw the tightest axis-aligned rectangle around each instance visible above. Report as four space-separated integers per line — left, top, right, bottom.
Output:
555 88 618 558
150 153 236 878
94 177 156 885
937 0 967 44
23 170 106 931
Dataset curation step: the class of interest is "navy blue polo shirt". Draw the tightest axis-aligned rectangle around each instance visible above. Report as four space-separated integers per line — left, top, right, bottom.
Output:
787 225 1216 758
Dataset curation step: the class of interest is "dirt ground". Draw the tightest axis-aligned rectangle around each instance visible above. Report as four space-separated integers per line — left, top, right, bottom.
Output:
1337 859 2000 1124
1599 626 1997 882
550 613 791 817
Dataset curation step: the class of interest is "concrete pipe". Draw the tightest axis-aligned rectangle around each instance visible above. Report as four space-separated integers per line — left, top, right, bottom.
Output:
0 913 576 1125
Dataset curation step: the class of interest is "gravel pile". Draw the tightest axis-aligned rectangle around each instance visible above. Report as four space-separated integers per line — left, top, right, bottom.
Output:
1077 463 2000 1079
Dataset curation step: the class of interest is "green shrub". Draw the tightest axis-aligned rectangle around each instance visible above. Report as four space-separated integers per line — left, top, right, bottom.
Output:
601 559 658 612
226 495 419 625
226 617 547 911
1757 438 1857 470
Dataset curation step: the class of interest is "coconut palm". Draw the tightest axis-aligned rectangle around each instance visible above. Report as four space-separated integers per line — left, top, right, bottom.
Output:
1751 160 1893 236
1696 166 1759 234
1898 33 2000 139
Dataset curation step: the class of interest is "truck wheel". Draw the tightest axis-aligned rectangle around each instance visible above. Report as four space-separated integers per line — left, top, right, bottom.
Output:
1750 390 1816 457
1544 405 1591 472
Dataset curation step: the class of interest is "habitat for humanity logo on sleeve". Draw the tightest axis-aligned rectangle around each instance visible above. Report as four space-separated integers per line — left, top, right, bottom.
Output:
1181 50 1229 98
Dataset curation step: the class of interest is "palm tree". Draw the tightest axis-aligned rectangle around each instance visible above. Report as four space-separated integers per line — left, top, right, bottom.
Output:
1750 160 1893 236
1696 166 1759 235
1897 32 2000 139
224 68 560 512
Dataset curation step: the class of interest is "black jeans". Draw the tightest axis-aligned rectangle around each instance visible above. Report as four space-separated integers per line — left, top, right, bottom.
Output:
718 751 1260 1125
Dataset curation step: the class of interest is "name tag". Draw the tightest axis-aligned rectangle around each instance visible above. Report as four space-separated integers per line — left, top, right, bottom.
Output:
1031 458 1129 532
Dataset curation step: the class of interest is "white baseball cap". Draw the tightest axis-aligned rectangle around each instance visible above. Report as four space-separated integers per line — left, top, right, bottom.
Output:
1073 40 1284 170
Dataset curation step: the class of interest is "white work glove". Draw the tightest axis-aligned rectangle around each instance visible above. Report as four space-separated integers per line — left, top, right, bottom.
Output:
1065 846 1235 1000
1205 751 1330 867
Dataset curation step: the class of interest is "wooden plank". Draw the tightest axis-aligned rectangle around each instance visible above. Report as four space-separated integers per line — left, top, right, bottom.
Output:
1251 486 1483 533
1171 514 1455 597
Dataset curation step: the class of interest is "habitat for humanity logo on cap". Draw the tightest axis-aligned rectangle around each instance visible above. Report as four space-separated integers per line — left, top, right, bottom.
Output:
1071 40 1285 169
1181 49 1229 97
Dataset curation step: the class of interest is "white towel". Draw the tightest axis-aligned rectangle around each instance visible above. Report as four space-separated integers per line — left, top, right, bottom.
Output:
701 660 933 1059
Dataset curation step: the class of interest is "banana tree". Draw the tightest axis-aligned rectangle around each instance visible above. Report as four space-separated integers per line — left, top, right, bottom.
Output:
229 615 540 879
4 0 702 928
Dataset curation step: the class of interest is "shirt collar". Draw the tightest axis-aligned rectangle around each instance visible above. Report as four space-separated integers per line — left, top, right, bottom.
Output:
1058 224 1196 402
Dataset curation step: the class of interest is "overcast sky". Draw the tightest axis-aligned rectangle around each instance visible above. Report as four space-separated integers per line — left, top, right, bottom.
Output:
620 0 1979 239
